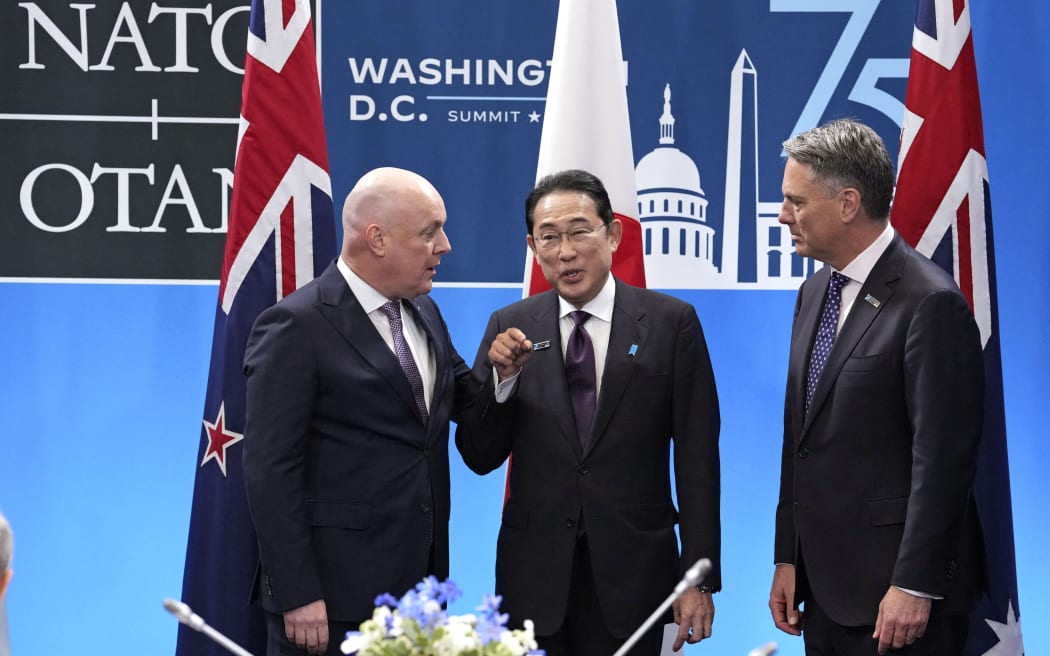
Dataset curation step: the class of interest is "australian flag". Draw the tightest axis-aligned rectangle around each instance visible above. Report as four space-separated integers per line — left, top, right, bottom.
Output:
175 1 336 655
892 1 1023 654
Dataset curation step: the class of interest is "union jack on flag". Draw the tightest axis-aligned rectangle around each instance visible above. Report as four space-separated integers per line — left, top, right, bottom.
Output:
892 1 1022 654
176 1 336 655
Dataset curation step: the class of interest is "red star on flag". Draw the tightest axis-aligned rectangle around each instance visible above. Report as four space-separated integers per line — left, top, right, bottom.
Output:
201 402 244 477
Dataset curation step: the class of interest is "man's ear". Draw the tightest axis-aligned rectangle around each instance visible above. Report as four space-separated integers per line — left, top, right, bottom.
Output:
365 224 386 256
607 218 623 252
839 188 861 224
526 234 538 256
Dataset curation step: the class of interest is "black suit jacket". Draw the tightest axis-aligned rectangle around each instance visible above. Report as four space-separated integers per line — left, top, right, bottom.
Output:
455 278 720 637
774 233 986 626
243 261 474 622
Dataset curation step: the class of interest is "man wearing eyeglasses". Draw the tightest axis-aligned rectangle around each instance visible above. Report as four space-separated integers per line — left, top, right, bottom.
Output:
455 169 721 656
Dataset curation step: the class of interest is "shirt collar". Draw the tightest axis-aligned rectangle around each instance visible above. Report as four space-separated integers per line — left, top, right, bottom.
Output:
838 222 895 284
558 273 616 323
337 257 392 313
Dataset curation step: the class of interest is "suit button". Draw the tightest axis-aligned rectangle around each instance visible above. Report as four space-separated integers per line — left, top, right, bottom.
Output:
565 518 576 528
577 465 589 475
420 503 432 513
797 447 808 459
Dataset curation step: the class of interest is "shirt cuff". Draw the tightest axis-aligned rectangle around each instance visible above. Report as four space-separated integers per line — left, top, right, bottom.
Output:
493 368 520 403
893 586 941 600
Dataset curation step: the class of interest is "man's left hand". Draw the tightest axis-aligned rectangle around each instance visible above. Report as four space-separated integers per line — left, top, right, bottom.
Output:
873 587 931 653
671 587 714 651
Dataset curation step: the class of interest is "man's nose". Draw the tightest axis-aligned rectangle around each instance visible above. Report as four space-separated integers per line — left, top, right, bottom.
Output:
435 227 451 254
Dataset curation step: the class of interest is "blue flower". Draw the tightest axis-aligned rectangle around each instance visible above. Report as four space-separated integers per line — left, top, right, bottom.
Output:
416 574 462 606
395 588 445 629
474 594 509 644
342 578 541 655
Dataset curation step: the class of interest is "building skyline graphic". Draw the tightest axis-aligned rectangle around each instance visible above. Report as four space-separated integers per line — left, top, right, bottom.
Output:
637 51 822 290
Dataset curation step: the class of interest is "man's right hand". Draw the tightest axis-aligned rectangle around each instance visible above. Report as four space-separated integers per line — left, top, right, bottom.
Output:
769 564 802 636
284 600 329 654
488 328 532 382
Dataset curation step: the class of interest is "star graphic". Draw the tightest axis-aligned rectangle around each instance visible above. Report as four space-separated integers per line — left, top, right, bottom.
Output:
201 402 244 477
529 110 541 123
982 600 1024 656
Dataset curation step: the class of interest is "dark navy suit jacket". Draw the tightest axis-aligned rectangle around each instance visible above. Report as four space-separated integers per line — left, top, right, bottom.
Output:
775 233 986 626
456 278 721 637
243 261 474 622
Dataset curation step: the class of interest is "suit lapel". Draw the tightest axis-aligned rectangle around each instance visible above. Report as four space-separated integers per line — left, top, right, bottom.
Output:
314 264 423 426
406 298 447 443
523 293 583 458
588 281 646 454
791 267 829 442
801 236 906 437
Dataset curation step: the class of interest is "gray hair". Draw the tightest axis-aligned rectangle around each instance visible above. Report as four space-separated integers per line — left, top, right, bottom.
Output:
0 511 11 572
782 118 894 220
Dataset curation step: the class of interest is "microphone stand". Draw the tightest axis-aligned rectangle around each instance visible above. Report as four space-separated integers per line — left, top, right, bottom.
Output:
747 642 778 656
611 558 711 656
164 598 255 656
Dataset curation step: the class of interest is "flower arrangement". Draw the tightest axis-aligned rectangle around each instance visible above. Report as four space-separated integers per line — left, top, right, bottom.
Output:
341 577 545 656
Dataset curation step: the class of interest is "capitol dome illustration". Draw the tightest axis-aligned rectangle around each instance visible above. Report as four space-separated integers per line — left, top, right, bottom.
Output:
633 55 822 290
636 84 719 288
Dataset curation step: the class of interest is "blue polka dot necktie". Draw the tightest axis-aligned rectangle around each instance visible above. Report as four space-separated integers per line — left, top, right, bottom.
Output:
379 300 429 424
805 272 849 413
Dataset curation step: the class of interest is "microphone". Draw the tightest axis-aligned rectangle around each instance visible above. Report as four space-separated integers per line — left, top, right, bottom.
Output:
611 558 712 656
673 557 712 595
164 598 255 656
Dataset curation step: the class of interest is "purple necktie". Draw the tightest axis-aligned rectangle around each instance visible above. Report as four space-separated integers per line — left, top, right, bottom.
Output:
565 310 596 447
379 300 429 424
806 272 849 413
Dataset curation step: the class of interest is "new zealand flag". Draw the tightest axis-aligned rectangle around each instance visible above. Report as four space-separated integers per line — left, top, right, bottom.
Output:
893 1 1023 653
176 1 336 654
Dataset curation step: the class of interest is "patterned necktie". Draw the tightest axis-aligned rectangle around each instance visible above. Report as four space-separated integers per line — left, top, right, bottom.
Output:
565 310 596 447
379 300 429 424
805 272 849 413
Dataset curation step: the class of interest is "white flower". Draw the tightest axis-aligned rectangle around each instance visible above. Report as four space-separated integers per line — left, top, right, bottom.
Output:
340 578 544 656
370 606 403 638
341 632 367 655
433 616 482 656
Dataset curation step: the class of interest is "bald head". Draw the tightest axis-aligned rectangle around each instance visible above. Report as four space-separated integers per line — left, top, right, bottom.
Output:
340 167 451 299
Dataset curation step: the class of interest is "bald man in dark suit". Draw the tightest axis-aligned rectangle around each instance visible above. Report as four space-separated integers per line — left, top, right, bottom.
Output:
243 167 475 656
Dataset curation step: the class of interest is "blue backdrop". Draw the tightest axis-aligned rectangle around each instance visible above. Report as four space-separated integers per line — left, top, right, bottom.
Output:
0 1 1046 655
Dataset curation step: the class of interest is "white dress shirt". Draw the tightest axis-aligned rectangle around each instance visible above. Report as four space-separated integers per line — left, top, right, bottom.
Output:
495 274 616 402
833 222 896 334
337 257 435 410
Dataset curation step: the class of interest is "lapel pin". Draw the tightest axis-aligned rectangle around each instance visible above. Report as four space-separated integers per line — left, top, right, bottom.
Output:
864 293 881 308
532 340 551 351
628 343 638 357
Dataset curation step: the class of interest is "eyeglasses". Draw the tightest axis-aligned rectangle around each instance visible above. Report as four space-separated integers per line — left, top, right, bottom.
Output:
534 223 607 251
